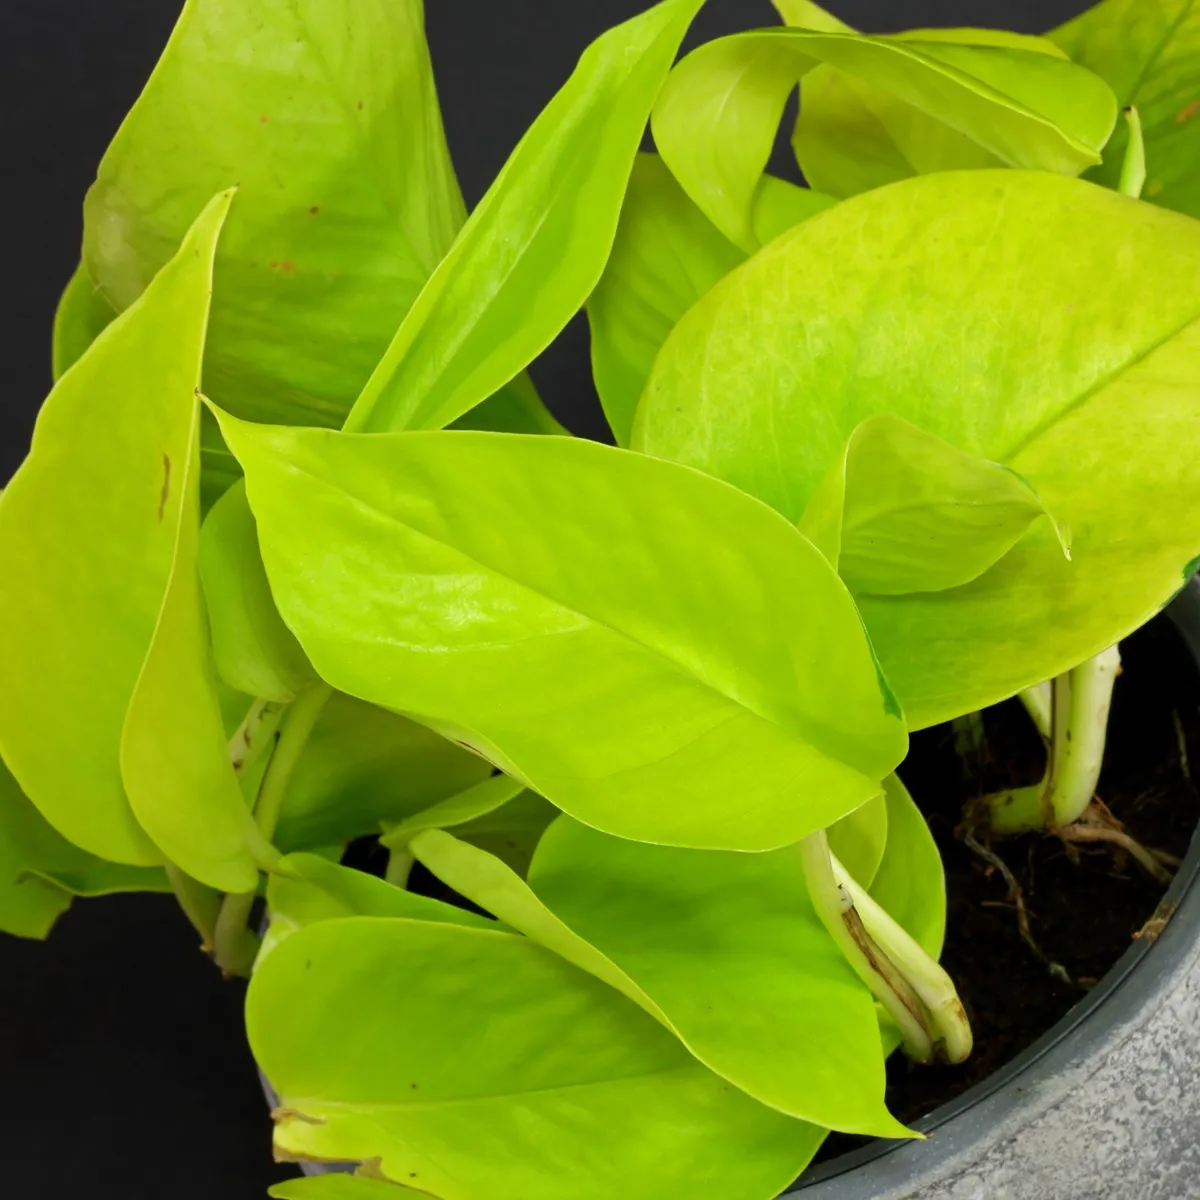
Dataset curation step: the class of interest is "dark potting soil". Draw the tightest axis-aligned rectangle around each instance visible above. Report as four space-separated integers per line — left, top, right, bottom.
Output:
817 611 1200 1161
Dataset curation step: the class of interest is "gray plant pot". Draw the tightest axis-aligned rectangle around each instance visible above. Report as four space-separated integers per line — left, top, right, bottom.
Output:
278 581 1200 1200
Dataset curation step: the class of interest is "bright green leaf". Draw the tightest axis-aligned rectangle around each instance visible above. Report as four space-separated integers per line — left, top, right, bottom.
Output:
51 263 116 382
218 421 907 852
432 787 559 878
84 0 464 431
345 0 704 434
871 774 946 959
249 918 819 1200
451 373 569 436
269 1177 431 1200
798 413 1068 595
412 826 906 1138
381 774 526 851
199 481 316 702
0 192 234 866
652 27 1116 248
274 692 493 853
0 757 169 939
588 153 834 444
637 170 1200 727
1051 0 1200 216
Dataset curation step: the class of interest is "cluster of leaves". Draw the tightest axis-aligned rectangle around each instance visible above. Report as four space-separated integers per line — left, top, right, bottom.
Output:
2 0 1200 1197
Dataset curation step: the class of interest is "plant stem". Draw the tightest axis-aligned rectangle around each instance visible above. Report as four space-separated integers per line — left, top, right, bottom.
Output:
989 645 1122 834
1119 106 1146 200
798 831 935 1063
228 696 287 778
251 683 333 845
165 864 222 953
385 846 415 888
213 682 333 977
830 852 973 1063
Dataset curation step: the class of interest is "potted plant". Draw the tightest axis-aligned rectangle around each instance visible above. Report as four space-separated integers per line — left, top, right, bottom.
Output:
2 0 1200 1197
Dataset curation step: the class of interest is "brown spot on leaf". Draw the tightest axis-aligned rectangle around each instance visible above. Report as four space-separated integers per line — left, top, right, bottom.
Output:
259 113 270 125
309 205 320 215
357 99 364 110
268 260 297 273
1177 99 1200 124
157 453 171 522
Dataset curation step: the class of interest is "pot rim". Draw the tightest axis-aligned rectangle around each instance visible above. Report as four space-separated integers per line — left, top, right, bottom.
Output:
791 576 1200 1194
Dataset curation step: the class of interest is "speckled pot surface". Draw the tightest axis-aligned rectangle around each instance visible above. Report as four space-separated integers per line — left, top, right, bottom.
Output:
281 582 1200 1200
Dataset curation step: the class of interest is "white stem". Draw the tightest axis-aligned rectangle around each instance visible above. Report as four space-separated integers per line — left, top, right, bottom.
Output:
831 853 973 1064
799 832 935 1063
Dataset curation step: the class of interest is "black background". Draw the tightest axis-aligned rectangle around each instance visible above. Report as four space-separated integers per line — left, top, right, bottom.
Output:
0 2 1087 1197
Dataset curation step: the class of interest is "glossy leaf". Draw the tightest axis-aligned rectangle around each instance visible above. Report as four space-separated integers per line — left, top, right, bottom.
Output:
249 918 819 1199
270 1178 430 1200
0 192 233 866
798 414 1067 595
199 481 315 702
218 421 907 852
412 827 906 1138
432 787 559 878
588 153 834 444
51 263 116 381
380 774 525 851
777 4 1077 198
652 27 1116 248
83 0 463 431
1051 0 1200 217
275 692 493 853
451 372 568 436
637 170 1200 727
345 0 704 434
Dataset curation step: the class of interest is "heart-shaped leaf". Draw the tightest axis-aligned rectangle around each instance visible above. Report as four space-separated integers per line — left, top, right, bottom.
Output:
217 421 907 852
83 0 464 431
1051 0 1200 217
799 414 1068 595
588 153 833 444
0 192 245 875
652 26 1116 248
346 0 704 434
248 917 820 1199
636 170 1200 727
410 826 907 1138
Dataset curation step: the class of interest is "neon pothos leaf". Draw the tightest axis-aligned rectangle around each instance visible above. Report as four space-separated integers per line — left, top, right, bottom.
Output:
776 3 1083 198
1051 0 1200 216
410 827 906 1140
345 0 704 433
637 170 1200 728
217 420 907 852
83 0 464 431
0 758 166 939
798 414 1068 595
652 26 1116 248
0 192 241 874
248 918 817 1200
588 153 834 444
